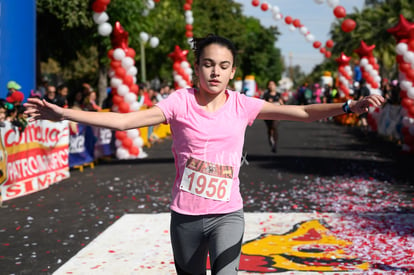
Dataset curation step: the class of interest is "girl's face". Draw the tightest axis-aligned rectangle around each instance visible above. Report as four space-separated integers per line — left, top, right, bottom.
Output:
268 81 276 91
195 44 236 95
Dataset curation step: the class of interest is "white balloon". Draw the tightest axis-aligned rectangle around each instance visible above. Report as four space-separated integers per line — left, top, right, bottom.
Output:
327 0 339 8
124 92 137 104
178 79 187 88
273 13 282 21
130 101 141 111
117 84 129 96
300 26 308 35
186 16 194 25
97 22 112 36
142 9 149 16
122 57 135 69
116 147 129 159
139 32 149 43
127 129 139 139
93 12 109 25
396 43 408 55
133 76 137 84
403 51 414 64
272 6 280 14
174 74 183 82
146 0 155 9
185 68 193 76
402 116 413 127
407 87 414 99
149 37 159 48
127 66 138 76
289 25 296 32
400 80 412 91
113 48 126 61
185 11 193 18
314 0 324 4
360 58 369 67
115 139 122 148
133 137 144 148
110 77 122 88
108 69 115 78
180 61 190 69
305 34 315 42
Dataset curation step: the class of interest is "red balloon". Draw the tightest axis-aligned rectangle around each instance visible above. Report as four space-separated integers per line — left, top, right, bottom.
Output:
112 94 123 105
341 19 356 33
326 40 334 48
186 0 193 4
320 48 326 54
129 146 139 156
97 0 111 5
333 6 346 18
325 51 332 58
313 41 322 49
123 75 134 87
260 3 268 11
122 138 133 149
115 131 127 141
126 48 136 58
107 49 114 60
130 84 139 94
185 24 193 31
183 3 191 10
185 31 193 38
405 68 414 81
111 60 122 69
115 67 126 78
92 1 106 13
293 19 301 28
285 16 293 25
401 97 414 109
119 102 130 113
251 0 260 7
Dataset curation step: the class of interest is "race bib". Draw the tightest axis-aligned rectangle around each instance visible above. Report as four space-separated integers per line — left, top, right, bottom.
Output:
180 157 234 201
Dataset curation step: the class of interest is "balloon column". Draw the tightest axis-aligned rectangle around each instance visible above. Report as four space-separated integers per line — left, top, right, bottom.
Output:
354 41 381 94
109 22 146 159
388 15 414 153
92 0 113 36
183 0 194 45
335 52 353 98
168 45 193 89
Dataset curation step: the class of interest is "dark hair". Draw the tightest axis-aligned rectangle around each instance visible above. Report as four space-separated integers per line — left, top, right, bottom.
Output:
192 34 237 66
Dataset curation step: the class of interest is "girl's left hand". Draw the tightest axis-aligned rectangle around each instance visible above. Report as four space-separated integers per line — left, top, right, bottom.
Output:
350 94 385 114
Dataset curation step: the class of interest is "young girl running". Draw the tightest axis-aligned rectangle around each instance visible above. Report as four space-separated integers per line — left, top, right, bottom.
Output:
25 34 384 275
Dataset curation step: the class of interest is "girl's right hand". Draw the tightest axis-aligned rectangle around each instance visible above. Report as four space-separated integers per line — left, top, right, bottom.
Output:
24 98 64 122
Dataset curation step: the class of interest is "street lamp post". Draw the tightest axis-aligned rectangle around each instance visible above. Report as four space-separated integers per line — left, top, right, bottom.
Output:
139 32 159 83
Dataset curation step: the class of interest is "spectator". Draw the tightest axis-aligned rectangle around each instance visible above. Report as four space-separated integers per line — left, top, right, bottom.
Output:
43 85 60 105
37 76 49 98
0 100 6 127
57 84 69 108
83 90 101 112
6 81 25 106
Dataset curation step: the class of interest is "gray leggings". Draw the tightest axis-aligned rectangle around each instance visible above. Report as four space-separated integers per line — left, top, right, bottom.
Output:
170 209 245 275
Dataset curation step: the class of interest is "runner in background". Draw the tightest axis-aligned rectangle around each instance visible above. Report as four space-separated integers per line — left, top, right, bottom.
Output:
262 80 284 153
24 34 385 275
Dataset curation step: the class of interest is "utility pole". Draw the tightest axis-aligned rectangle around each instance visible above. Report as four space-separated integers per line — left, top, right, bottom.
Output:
289 52 293 81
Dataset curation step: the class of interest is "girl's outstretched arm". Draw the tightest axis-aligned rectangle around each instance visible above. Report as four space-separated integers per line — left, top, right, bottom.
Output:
24 98 166 131
257 94 384 122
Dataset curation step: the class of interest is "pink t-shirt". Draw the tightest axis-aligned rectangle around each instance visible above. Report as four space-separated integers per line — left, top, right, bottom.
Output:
156 88 264 215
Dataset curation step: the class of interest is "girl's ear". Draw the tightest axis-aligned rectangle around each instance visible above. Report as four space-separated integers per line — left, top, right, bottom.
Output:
230 67 237 80
194 63 199 76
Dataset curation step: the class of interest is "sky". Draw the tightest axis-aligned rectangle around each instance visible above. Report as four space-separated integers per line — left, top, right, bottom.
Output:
233 0 365 74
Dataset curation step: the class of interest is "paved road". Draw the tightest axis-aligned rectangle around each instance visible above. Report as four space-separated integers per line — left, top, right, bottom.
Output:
1 120 413 274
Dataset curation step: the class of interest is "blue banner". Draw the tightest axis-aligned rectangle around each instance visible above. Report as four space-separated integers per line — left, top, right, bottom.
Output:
0 1 36 100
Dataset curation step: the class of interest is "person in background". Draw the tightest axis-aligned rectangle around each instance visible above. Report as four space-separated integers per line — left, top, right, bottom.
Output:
6 81 25 105
24 34 384 275
0 100 7 127
262 80 284 153
83 90 102 112
354 79 371 132
43 85 60 106
57 84 69 108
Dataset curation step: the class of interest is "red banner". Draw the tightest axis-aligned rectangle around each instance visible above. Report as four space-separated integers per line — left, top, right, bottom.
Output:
0 120 70 201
